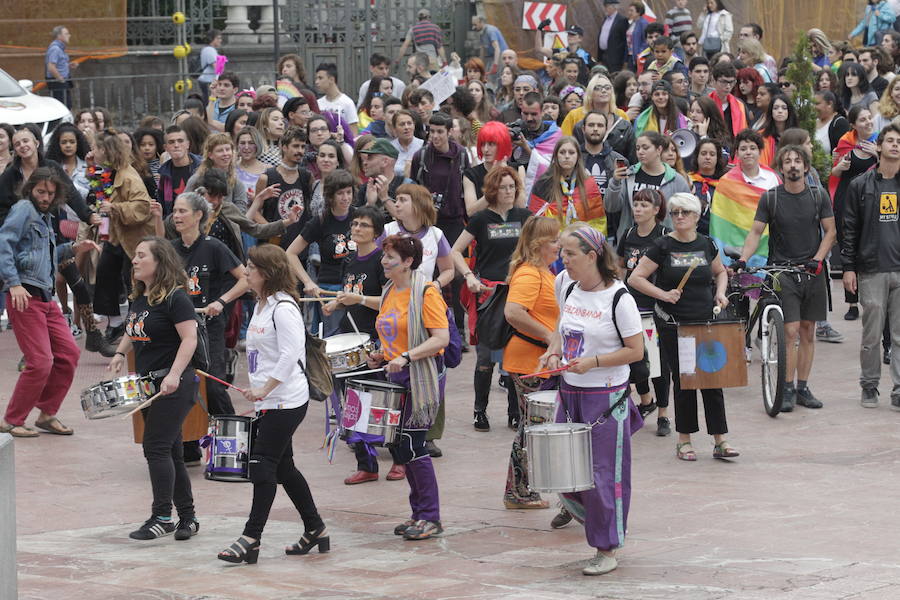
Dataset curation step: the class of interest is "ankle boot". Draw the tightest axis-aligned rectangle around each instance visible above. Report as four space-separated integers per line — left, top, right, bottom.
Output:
81 305 118 357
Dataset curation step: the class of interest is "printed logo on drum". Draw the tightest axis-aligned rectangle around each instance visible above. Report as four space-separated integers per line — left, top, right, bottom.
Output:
126 310 150 341
342 388 362 428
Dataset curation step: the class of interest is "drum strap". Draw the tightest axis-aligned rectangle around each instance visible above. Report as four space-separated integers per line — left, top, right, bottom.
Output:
143 367 210 414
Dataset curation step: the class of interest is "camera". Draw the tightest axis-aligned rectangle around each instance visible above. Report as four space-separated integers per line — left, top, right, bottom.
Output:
431 193 444 211
506 119 525 142
303 149 318 164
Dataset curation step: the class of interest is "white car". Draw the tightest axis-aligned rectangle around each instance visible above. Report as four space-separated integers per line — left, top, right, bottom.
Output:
0 68 72 143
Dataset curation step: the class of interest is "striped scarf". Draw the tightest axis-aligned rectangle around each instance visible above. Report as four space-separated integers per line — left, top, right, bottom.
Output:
384 270 439 427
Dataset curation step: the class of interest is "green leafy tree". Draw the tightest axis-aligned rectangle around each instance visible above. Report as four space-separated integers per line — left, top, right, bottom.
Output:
785 32 831 180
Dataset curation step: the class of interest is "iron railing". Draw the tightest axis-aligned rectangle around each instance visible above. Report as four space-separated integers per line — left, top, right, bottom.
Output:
127 0 224 47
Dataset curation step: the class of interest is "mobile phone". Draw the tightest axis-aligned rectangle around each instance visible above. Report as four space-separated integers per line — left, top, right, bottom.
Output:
616 158 627 170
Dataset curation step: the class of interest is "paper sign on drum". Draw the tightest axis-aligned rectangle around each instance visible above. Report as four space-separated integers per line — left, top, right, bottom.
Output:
342 387 373 434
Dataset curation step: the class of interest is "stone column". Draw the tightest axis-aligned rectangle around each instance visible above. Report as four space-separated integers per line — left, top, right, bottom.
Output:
0 434 16 600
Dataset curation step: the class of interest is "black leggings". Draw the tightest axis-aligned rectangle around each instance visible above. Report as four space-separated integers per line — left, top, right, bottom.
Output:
656 318 728 435
243 404 323 540
94 242 131 316
57 245 92 305
142 371 197 519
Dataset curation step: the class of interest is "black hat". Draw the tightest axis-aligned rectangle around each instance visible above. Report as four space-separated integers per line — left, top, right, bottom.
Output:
566 25 585 36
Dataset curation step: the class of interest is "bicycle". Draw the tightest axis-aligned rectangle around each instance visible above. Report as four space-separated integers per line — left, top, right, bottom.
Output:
722 254 807 417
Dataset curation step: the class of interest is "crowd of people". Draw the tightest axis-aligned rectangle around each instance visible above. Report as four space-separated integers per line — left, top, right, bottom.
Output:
2 0 899 577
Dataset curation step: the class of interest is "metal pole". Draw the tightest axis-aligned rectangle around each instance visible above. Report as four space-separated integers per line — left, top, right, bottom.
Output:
273 0 281 79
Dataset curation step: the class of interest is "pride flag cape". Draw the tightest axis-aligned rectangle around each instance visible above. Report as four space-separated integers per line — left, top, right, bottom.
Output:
708 92 749 139
827 129 859 201
634 106 689 136
709 167 773 266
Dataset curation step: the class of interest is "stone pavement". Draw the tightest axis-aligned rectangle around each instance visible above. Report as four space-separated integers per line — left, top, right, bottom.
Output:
7 280 900 599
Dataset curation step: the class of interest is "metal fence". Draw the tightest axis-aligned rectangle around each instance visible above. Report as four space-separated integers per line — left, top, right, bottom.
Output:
127 0 223 47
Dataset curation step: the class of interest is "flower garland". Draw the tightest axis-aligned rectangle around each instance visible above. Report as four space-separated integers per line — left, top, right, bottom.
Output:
86 165 114 211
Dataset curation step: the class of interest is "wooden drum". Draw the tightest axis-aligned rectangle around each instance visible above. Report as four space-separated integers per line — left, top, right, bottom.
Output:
677 319 747 390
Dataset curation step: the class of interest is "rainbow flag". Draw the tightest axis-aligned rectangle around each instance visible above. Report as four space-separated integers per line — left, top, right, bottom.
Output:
276 80 302 100
709 168 772 267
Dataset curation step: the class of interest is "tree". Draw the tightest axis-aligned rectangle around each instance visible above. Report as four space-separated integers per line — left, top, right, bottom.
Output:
785 32 830 180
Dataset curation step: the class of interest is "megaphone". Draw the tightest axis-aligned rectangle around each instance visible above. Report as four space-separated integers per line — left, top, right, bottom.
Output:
671 128 700 158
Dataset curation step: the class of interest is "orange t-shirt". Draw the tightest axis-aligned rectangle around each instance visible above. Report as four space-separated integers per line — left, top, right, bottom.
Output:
502 264 559 376
376 284 449 360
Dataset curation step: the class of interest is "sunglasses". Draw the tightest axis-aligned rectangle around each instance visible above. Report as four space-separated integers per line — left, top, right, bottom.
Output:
670 209 696 217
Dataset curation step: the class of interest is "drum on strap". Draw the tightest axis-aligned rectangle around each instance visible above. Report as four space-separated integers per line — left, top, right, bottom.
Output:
641 310 661 379
204 415 257 482
325 332 375 373
81 374 151 419
526 423 594 493
677 319 747 389
340 379 406 446
524 390 558 425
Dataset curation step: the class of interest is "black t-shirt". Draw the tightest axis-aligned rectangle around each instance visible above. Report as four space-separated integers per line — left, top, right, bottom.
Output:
463 163 489 201
582 149 613 196
874 176 900 271
644 233 719 321
465 207 532 282
262 166 314 249
755 185 833 265
340 247 388 337
126 288 196 375
167 164 193 216
300 208 356 284
617 223 669 310
633 169 665 192
171 236 242 309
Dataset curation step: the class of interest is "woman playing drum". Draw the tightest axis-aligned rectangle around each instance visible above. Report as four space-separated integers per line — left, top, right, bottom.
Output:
538 223 644 576
628 192 738 461
108 237 199 541
218 244 327 563
369 234 449 540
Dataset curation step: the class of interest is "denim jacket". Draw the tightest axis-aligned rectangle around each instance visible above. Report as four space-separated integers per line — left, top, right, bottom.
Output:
0 199 56 293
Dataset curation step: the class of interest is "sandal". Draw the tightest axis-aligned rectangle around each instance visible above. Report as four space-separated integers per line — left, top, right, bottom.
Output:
675 442 697 461
0 423 39 438
713 441 740 460
34 417 74 435
285 526 330 555
217 536 260 564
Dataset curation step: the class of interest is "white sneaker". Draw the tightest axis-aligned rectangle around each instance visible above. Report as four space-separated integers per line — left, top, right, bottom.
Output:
582 551 618 576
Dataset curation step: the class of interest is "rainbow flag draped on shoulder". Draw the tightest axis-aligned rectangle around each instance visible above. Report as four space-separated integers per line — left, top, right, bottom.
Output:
709 166 776 267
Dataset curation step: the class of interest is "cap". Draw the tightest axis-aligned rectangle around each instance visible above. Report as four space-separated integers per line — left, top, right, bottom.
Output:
604 0 621 5
566 25 584 36
256 84 277 96
359 138 399 159
417 8 430 19
651 80 672 94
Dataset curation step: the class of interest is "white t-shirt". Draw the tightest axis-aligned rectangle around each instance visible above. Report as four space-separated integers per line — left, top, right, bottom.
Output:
382 221 449 281
318 92 359 125
392 137 425 177
555 272 642 389
246 292 310 410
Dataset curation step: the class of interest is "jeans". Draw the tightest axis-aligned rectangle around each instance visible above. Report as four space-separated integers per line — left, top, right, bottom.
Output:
243 404 324 539
4 294 80 426
858 271 900 395
142 371 197 519
204 313 234 415
94 242 131 317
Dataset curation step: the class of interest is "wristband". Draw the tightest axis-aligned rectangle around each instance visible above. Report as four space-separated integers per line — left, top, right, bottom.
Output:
549 353 561 359
215 297 226 306
595 355 600 368
115 351 125 357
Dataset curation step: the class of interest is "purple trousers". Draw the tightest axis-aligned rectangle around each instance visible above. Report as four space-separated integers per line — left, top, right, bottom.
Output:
557 380 642 551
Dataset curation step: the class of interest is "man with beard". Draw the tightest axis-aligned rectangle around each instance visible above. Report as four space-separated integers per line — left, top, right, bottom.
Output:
0 168 82 437
253 127 313 250
737 145 836 412
581 111 626 201
356 138 407 215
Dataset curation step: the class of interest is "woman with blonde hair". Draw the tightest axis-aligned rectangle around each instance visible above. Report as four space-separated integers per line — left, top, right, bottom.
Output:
561 73 625 135
500 215 560 508
736 38 772 83
257 106 288 166
807 28 833 72
184 133 247 211
876 76 900 130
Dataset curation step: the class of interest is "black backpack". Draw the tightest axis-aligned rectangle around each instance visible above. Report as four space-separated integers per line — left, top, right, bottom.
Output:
564 282 650 382
167 291 210 372
476 283 548 351
187 53 202 79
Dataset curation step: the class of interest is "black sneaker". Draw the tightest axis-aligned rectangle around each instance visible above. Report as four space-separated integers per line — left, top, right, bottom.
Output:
861 387 879 408
174 517 199 540
781 386 796 412
655 417 671 437
796 387 823 409
638 400 657 419
425 440 442 458
550 508 573 529
474 411 490 432
844 306 859 321
129 517 175 540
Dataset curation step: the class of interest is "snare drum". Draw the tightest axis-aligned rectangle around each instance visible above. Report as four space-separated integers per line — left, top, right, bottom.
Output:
525 390 558 425
640 310 661 379
325 333 375 373
526 423 594 493
81 374 150 419
341 379 406 445
204 415 256 482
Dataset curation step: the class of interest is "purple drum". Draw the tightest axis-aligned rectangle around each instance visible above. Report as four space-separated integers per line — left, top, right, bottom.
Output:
203 415 256 482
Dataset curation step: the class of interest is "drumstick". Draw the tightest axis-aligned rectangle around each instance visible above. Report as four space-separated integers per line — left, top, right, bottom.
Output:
676 257 702 291
124 391 164 417
334 367 385 379
194 368 247 394
521 364 571 379
316 289 341 296
295 297 333 303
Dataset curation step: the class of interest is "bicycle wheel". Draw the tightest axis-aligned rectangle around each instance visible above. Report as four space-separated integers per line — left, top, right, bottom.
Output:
760 309 786 417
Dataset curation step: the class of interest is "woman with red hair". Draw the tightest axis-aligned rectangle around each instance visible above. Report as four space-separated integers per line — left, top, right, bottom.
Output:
735 67 764 124
464 57 487 84
462 121 515 215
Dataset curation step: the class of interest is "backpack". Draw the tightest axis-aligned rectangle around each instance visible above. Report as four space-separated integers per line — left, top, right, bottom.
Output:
187 53 202 79
476 283 549 351
443 306 463 368
272 300 334 402
167 291 210 372
564 283 649 382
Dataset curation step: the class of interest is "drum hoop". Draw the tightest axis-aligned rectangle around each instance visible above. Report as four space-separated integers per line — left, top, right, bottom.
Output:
325 333 371 353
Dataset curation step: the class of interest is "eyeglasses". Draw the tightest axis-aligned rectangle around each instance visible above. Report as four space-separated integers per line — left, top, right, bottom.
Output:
717 79 736 87
595 85 613 92
670 209 696 217
309 126 329 134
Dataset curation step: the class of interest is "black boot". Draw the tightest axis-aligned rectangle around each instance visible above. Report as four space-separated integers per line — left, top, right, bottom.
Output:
81 305 118 357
